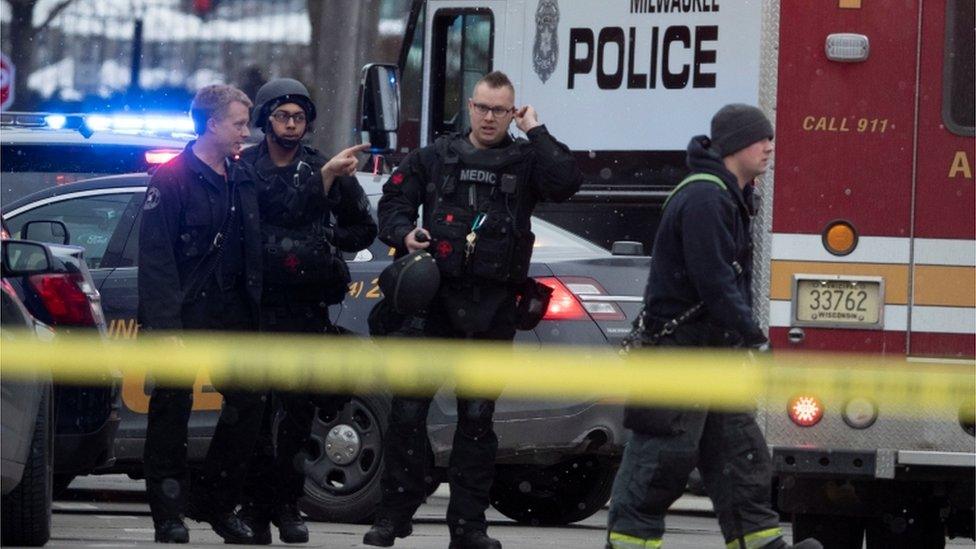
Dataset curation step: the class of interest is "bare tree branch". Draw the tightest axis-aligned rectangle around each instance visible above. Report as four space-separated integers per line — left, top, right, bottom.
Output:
36 0 75 32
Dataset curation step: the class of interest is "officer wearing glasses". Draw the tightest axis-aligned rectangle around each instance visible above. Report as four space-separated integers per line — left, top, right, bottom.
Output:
235 78 376 545
365 71 583 549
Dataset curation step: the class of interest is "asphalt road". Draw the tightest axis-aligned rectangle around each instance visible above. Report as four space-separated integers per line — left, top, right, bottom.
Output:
25 475 972 548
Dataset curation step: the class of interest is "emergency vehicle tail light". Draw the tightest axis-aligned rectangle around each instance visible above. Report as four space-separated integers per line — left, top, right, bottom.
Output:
842 397 878 429
28 272 97 326
823 220 858 256
145 149 181 165
563 277 626 321
537 277 589 321
825 33 870 62
788 395 824 427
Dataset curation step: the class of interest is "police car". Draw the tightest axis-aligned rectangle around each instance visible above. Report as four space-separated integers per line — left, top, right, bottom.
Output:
3 171 650 526
1 112 190 497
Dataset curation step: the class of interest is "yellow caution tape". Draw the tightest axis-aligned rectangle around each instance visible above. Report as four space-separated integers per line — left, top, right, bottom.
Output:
1 331 973 418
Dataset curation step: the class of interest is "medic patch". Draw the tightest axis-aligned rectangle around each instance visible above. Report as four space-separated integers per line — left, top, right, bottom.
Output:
390 172 405 185
533 0 560 84
143 187 161 210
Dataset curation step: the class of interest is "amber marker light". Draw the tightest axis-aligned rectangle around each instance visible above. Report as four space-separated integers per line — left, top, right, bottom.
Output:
788 395 824 427
822 220 858 256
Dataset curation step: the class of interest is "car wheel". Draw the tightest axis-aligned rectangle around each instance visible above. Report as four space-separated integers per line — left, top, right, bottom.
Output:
1 384 53 547
490 456 617 525
791 513 864 549
300 393 390 524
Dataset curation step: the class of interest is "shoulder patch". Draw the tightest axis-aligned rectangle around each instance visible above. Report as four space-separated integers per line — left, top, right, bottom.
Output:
143 187 162 210
390 172 405 185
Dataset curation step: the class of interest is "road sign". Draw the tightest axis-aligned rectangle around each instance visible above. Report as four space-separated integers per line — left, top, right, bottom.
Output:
1 53 15 111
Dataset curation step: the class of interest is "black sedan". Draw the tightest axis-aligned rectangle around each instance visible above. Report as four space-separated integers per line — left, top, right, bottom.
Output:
3 173 650 525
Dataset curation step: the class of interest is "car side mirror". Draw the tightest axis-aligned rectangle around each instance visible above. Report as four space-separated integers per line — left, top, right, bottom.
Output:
358 63 400 155
611 241 645 256
22 220 70 245
1 240 53 276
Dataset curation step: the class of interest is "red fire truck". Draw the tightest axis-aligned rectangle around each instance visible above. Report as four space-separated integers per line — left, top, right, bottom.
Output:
357 0 975 545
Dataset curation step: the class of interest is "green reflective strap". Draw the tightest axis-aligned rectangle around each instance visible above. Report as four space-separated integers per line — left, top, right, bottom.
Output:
725 527 784 549
608 531 664 549
662 173 728 211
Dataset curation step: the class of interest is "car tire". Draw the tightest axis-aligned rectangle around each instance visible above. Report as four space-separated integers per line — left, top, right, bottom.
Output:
490 456 617 525
1 384 53 547
300 393 390 524
791 513 864 549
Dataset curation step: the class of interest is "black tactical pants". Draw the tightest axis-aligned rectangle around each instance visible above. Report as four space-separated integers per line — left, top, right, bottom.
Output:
242 300 351 507
607 410 782 547
144 288 264 521
377 295 517 540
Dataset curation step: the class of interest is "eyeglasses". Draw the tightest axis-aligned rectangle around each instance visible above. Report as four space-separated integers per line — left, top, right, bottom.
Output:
270 111 307 124
470 102 514 118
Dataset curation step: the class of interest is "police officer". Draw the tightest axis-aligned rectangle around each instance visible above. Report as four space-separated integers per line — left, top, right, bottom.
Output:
364 71 583 549
138 84 263 544
237 78 377 545
606 104 821 549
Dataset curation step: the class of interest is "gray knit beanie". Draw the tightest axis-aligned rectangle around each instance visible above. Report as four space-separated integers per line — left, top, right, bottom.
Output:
710 104 774 157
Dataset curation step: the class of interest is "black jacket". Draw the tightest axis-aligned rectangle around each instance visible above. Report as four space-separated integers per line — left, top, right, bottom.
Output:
376 126 582 335
137 143 262 331
377 125 583 254
241 141 376 253
641 135 765 346
240 141 377 302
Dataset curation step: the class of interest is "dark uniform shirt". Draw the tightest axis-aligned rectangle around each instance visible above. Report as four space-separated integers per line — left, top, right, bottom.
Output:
137 142 262 331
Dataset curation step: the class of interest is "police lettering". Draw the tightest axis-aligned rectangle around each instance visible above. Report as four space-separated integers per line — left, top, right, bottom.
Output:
459 169 497 184
568 25 718 90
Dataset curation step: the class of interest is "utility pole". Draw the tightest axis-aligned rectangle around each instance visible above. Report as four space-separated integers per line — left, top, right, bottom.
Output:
307 0 381 154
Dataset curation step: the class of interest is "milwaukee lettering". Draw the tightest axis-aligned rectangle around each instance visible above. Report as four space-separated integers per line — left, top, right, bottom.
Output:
568 25 718 90
460 169 498 184
630 0 720 13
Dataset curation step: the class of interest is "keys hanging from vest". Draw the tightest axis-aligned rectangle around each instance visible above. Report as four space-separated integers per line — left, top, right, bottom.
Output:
465 213 487 259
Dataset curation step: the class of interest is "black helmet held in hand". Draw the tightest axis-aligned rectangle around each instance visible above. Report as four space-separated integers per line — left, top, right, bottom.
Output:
378 250 441 315
252 78 317 131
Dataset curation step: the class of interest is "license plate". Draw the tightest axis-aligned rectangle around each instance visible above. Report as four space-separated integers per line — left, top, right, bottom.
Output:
792 275 884 329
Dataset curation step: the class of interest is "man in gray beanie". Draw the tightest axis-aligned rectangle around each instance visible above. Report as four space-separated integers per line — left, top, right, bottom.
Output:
605 105 822 549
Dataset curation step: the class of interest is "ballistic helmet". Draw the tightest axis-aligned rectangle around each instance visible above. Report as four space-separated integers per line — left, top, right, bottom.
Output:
378 250 441 315
252 78 317 131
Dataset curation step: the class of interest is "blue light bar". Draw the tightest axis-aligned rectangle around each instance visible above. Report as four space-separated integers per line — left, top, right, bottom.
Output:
44 114 67 129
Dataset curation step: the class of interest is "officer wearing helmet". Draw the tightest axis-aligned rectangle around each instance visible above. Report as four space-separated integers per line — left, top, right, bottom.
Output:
237 77 377 544
364 71 583 549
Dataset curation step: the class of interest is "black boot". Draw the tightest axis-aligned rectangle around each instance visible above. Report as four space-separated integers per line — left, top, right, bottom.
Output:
448 531 502 549
153 518 189 544
239 504 273 545
363 517 413 547
272 503 309 544
186 503 256 544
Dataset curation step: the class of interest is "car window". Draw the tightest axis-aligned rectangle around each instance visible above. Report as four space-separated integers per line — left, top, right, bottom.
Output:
5 193 135 269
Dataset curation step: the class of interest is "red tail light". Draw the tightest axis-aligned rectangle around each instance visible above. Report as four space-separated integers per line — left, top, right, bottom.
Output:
28 272 96 326
145 149 181 165
537 277 589 321
788 395 824 427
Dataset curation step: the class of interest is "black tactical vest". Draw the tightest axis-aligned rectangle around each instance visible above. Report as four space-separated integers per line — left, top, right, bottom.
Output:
427 135 536 284
256 159 350 304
